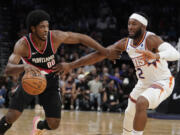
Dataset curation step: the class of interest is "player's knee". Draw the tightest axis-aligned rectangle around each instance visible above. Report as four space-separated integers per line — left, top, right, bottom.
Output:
47 119 60 130
125 100 136 117
136 96 149 112
125 107 135 118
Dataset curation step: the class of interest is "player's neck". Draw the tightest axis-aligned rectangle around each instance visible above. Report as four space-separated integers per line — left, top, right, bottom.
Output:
133 31 146 46
31 34 46 48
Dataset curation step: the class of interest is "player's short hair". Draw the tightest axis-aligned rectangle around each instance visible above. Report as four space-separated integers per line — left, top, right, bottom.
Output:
26 9 50 32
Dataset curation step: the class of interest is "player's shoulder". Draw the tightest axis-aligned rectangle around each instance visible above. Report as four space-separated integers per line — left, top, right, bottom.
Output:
51 30 68 36
15 36 29 49
145 31 164 51
13 36 29 57
51 30 69 40
114 37 128 45
113 37 128 51
51 30 62 34
146 31 162 42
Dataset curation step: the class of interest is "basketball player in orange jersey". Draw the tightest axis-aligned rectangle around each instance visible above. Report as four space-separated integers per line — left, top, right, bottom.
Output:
55 12 180 135
0 10 119 135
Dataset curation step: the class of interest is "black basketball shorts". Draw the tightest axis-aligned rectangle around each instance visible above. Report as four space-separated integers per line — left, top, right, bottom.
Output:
9 75 61 118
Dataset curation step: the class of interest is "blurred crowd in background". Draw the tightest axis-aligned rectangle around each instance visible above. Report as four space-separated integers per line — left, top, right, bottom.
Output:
0 0 179 112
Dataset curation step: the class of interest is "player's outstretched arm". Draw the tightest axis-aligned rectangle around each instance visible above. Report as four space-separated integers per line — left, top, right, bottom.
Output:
68 42 124 69
52 30 119 60
53 51 106 75
53 38 127 75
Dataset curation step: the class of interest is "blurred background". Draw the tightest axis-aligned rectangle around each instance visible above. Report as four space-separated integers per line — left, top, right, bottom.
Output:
0 0 180 114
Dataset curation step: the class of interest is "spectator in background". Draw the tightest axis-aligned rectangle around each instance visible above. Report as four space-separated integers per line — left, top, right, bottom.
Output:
102 66 109 74
102 73 110 85
0 86 6 107
106 14 117 30
102 80 122 112
83 65 96 73
120 63 129 78
88 74 103 111
110 72 124 102
75 74 90 110
96 15 108 31
62 76 76 110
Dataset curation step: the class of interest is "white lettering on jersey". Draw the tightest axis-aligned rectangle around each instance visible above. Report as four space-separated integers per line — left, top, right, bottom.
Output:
132 55 146 68
32 54 55 63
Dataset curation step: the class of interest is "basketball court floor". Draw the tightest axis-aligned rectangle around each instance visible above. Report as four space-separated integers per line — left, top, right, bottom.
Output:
1 108 180 135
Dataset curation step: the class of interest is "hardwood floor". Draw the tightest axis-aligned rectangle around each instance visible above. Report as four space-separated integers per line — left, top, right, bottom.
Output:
0 109 180 135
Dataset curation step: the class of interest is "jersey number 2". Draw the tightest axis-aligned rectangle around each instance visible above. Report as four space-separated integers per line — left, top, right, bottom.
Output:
137 68 145 79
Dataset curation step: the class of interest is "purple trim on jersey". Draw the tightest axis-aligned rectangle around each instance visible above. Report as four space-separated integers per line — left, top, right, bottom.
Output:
29 33 47 54
130 32 147 48
125 38 129 50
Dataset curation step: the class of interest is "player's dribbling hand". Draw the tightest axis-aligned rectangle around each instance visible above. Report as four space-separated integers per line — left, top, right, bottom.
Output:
24 64 41 75
52 62 72 76
136 49 159 60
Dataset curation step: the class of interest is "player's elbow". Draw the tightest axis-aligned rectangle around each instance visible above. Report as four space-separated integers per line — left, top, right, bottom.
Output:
172 50 180 61
177 52 180 60
4 68 10 76
4 64 14 76
5 66 11 76
78 34 90 43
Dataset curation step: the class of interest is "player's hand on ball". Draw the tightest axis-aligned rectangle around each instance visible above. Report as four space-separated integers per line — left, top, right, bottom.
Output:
22 71 47 95
24 64 41 75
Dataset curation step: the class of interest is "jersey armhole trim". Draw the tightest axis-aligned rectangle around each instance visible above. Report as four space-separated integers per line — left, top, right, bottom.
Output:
50 31 56 54
124 38 129 51
145 38 148 50
22 36 31 59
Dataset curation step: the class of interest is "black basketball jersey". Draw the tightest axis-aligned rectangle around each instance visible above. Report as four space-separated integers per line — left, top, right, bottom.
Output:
22 31 58 75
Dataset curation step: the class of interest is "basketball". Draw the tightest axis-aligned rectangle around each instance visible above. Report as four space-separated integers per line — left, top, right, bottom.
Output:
22 71 47 95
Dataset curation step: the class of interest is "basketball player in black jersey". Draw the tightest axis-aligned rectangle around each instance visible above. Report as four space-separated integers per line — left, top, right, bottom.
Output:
0 10 119 135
